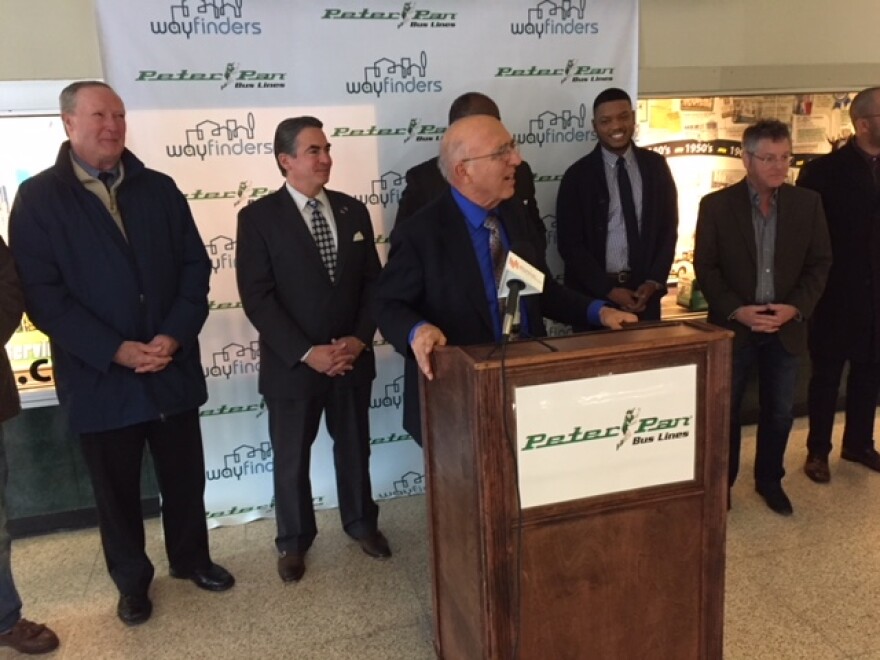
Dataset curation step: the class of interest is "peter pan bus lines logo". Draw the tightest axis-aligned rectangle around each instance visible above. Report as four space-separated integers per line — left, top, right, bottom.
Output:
511 0 598 38
521 408 692 452
513 104 597 148
345 51 442 98
166 112 272 160
354 171 405 210
203 341 259 379
332 117 445 143
206 441 273 482
150 0 262 39
322 3 456 29
136 62 286 90
496 59 614 85
185 181 272 206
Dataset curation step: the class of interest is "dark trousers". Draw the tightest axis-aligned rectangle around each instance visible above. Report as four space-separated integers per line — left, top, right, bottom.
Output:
267 385 378 555
80 409 211 596
729 334 800 487
806 353 880 457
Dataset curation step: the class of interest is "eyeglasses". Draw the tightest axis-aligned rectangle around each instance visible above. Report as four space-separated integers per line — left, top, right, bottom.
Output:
460 140 519 163
748 152 794 166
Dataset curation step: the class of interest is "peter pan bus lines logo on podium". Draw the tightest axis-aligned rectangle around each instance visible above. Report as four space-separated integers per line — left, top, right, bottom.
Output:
166 112 272 161
321 4 457 29
520 408 693 452
495 59 614 85
206 441 273 482
135 62 286 90
353 171 405 210
203 341 260 379
331 117 445 143
344 51 442 98
149 0 262 39
512 104 597 148
510 0 598 38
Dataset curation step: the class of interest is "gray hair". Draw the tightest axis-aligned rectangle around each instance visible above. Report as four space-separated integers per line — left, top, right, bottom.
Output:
59 81 113 114
273 116 323 176
742 119 790 153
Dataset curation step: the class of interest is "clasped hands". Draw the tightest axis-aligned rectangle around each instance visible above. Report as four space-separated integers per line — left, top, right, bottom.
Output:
113 334 180 373
607 282 659 313
734 304 798 333
304 336 365 377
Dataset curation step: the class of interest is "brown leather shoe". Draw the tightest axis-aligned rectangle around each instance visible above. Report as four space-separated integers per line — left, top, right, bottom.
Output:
804 455 831 483
278 552 305 582
0 618 60 654
841 447 880 472
358 531 392 559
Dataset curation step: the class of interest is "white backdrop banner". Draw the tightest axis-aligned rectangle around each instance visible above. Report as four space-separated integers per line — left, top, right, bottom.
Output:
94 0 639 525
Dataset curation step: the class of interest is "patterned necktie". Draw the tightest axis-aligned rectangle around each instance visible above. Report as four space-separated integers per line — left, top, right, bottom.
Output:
484 212 505 289
616 157 642 269
307 198 336 282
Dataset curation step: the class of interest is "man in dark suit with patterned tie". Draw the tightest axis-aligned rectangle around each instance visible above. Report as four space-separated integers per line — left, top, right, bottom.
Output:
556 87 679 325
236 116 389 584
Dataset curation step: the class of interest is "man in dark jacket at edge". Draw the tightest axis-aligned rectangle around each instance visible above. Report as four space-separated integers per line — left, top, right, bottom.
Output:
8 81 233 627
0 237 59 654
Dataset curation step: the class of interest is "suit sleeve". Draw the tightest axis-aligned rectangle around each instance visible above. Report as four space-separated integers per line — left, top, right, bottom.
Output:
373 226 428 358
9 185 126 373
0 237 23 346
235 208 312 368
693 194 745 319
516 161 545 253
646 158 679 285
351 208 382 346
782 194 832 318
556 166 614 298
157 186 211 349
394 166 430 227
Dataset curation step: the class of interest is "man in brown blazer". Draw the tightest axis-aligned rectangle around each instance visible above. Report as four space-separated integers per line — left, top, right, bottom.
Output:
694 119 831 515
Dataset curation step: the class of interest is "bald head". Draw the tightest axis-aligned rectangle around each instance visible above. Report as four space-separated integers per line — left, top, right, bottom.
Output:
439 115 522 209
851 87 880 154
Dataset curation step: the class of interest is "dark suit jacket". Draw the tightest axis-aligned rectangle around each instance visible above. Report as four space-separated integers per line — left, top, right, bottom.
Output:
0 237 23 423
556 143 679 314
797 141 880 362
236 186 381 398
693 179 831 354
374 190 595 441
395 157 545 251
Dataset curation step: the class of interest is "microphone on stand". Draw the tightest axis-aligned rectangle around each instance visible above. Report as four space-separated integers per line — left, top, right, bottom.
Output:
497 249 545 344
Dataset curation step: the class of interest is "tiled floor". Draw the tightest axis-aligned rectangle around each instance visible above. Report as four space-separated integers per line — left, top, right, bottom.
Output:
5 413 880 659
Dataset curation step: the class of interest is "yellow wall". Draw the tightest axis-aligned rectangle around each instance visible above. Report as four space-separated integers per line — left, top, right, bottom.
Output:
1 0 877 94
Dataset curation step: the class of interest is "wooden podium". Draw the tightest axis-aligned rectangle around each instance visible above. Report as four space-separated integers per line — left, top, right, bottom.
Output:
421 321 732 659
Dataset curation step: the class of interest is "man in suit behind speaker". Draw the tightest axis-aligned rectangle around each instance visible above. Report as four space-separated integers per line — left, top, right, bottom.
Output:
694 119 831 516
556 87 679 325
236 117 389 584
395 92 546 251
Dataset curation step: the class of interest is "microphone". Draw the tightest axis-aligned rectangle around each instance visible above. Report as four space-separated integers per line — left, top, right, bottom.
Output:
498 249 545 342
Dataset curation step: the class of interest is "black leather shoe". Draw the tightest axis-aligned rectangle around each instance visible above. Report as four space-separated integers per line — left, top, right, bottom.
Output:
277 552 305 583
755 483 794 516
841 447 880 472
358 531 392 559
117 594 152 626
804 455 831 483
170 563 235 592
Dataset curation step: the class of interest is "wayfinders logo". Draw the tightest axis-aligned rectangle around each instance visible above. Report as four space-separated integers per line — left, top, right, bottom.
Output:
150 0 262 39
510 0 599 38
345 51 442 98
513 104 597 148
166 112 272 160
204 235 236 274
203 341 260 380
206 441 273 482
353 171 405 210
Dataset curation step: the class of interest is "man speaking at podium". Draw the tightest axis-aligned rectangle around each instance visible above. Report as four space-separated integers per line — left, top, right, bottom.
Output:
374 115 636 445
